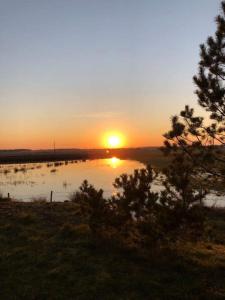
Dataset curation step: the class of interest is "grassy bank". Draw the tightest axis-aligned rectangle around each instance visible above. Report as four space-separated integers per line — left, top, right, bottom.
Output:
0 201 225 299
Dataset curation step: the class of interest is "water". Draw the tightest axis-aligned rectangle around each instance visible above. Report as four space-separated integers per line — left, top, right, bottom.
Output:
0 157 224 206
0 158 144 202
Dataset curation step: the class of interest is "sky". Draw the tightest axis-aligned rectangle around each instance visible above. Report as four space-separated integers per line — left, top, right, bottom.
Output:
0 0 221 149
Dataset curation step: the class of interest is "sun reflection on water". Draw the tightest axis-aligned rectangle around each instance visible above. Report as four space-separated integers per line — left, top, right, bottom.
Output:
107 157 122 169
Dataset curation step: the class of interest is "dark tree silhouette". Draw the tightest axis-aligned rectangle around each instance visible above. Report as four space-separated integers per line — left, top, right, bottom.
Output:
164 1 225 192
111 165 158 222
70 180 109 234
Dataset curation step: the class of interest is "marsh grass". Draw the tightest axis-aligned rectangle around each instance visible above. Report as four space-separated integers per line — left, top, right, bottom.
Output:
0 202 225 299
31 196 47 203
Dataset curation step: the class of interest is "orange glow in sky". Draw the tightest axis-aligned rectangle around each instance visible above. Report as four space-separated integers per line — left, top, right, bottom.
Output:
0 125 165 149
0 1 219 150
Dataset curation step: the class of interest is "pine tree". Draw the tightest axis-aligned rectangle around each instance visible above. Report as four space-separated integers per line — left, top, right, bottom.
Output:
164 1 225 191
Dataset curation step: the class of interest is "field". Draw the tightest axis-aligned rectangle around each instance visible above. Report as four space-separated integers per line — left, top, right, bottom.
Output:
0 201 225 299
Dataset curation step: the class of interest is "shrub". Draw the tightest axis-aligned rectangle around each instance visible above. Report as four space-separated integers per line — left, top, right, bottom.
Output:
111 165 158 222
70 165 207 247
70 180 110 234
157 153 207 239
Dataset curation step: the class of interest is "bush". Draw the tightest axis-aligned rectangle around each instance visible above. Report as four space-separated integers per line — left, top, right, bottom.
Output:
70 165 207 248
70 180 110 234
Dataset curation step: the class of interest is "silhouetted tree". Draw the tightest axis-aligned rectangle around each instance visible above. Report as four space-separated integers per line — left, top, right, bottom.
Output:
111 165 158 222
164 1 225 192
70 180 109 234
158 154 206 239
71 162 207 247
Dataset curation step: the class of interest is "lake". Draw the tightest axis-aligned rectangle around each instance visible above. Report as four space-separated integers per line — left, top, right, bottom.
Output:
0 158 144 202
0 157 224 206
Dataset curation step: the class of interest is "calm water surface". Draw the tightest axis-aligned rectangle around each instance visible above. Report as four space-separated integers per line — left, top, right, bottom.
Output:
0 158 144 201
0 157 224 206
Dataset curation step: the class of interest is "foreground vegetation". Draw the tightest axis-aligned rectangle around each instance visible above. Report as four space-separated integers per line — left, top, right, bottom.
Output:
0 201 225 300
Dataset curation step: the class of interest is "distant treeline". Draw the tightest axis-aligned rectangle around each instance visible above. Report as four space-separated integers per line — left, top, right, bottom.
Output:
0 147 168 167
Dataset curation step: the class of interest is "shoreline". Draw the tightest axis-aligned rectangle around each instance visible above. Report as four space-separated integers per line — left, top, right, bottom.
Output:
0 147 168 168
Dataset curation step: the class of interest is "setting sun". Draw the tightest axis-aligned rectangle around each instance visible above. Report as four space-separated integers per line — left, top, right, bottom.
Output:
103 133 124 148
108 136 120 148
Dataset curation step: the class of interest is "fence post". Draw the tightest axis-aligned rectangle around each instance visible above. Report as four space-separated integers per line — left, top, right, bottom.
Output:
50 191 53 203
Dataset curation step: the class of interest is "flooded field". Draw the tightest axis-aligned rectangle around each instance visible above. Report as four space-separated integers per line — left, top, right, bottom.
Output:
0 157 224 206
0 158 144 202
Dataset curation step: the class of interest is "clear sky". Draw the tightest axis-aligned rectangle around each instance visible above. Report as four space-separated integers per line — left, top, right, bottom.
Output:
0 0 221 149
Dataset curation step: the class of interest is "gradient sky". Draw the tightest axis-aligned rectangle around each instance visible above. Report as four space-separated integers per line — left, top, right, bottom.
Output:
0 0 221 149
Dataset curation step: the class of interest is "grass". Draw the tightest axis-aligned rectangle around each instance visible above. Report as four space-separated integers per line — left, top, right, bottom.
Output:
0 202 225 299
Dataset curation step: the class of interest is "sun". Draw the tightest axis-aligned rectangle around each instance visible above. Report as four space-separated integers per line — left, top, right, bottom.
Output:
103 132 124 148
108 135 120 148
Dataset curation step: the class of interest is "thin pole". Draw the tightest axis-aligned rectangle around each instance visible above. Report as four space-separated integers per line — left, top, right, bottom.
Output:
50 191 53 203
